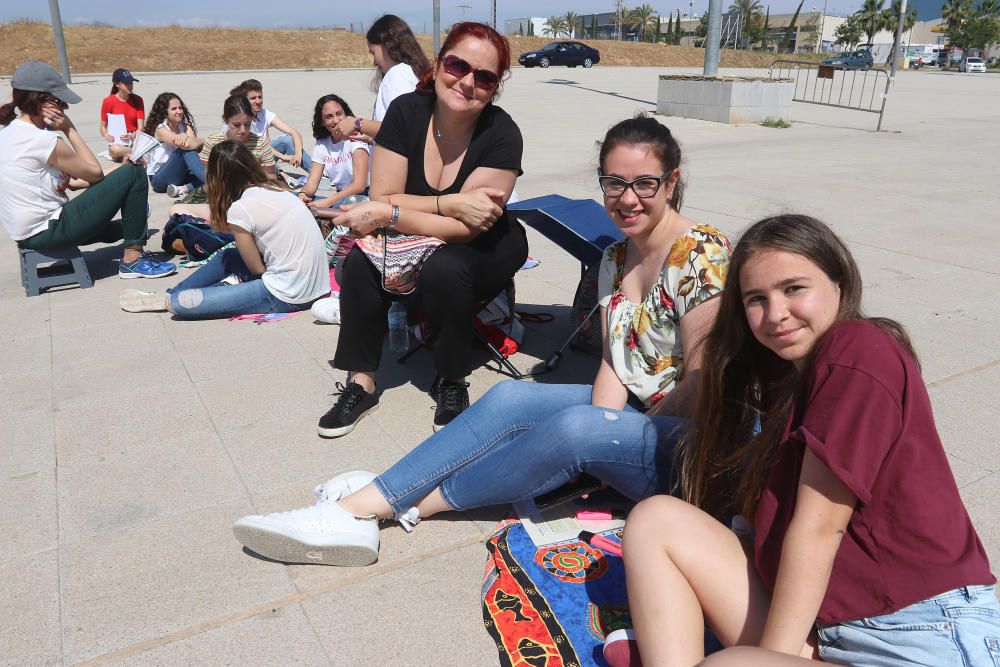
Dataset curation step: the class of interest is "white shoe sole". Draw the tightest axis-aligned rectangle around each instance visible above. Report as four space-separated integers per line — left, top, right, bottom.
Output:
317 403 378 438
119 290 167 313
119 267 177 280
233 521 378 567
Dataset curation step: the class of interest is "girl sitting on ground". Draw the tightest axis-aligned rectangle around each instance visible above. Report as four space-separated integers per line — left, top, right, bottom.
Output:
119 140 328 318
297 94 370 210
99 67 144 162
199 94 276 180
143 92 204 197
619 214 998 667
0 61 175 280
230 113 732 568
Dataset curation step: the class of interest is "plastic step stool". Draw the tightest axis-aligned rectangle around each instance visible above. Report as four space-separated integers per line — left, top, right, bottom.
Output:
19 246 93 297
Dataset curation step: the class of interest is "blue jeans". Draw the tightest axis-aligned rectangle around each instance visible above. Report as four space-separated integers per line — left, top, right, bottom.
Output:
149 149 204 193
817 585 1000 666
374 380 684 514
167 248 314 319
271 134 312 171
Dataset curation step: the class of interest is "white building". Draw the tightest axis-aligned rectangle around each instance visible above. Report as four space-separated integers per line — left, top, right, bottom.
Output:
504 17 548 37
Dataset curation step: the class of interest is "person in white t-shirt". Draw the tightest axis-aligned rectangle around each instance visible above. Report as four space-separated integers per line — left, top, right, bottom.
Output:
230 78 311 172
330 14 429 142
142 92 205 196
119 140 329 317
298 94 369 210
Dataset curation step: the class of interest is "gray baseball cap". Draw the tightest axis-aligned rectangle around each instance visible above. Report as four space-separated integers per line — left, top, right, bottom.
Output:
11 61 82 104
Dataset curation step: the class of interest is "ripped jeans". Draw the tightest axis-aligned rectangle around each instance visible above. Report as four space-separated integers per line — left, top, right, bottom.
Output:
374 380 685 514
166 248 315 320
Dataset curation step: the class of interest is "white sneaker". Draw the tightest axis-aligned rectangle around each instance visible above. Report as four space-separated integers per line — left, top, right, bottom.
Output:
119 289 167 313
166 183 190 198
233 500 379 566
395 506 421 533
313 470 377 502
310 295 341 324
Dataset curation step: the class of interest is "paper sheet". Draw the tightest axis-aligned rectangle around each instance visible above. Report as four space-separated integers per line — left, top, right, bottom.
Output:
106 114 129 145
514 498 625 548
127 131 160 163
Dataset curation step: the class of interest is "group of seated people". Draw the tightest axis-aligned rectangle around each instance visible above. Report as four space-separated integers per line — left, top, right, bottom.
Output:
0 15 996 667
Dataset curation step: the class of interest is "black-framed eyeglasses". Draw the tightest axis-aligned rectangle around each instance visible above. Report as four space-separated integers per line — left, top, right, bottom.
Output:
598 173 669 198
442 54 500 90
38 93 69 109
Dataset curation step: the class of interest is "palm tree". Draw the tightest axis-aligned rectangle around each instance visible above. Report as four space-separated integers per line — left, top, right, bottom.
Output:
882 0 918 63
729 0 764 48
941 0 971 29
856 0 890 45
543 16 569 37
564 11 581 38
630 4 659 41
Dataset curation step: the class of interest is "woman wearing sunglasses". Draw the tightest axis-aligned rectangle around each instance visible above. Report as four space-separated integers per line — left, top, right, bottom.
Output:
315 22 528 434
232 114 732 569
0 61 176 280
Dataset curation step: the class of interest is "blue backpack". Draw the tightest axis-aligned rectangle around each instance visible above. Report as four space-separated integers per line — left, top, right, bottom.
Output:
161 213 234 261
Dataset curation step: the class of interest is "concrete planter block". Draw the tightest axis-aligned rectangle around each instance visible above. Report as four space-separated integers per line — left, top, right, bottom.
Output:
657 75 794 124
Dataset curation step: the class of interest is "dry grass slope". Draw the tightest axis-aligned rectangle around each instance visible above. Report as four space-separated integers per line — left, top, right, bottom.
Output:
0 24 823 76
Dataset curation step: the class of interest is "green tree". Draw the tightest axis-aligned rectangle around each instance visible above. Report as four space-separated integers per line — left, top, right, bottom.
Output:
729 0 764 48
856 0 890 45
592 13 599 38
834 15 865 48
543 15 569 37
518 23 524 36
564 11 581 38
630 3 660 41
882 0 918 62
942 0 972 30
675 9 683 43
783 0 804 51
945 0 1000 52
666 13 674 42
697 12 709 38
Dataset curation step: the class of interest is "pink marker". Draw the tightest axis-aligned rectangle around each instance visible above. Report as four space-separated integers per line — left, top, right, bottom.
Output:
579 530 623 557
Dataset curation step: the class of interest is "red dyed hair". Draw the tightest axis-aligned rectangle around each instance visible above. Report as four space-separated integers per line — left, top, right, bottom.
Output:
416 22 511 101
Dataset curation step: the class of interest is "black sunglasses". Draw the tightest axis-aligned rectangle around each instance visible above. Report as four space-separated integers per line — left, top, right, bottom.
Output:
598 173 670 198
442 54 500 90
38 93 69 109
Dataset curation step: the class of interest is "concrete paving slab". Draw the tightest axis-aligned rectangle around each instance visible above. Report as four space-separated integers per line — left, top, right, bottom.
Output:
1 64 999 664
0 549 62 666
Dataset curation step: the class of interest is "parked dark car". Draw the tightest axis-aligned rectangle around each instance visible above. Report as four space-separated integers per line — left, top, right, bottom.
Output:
821 48 874 70
518 41 601 68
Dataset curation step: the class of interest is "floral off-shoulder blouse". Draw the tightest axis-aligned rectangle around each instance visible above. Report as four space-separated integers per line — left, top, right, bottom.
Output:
597 224 731 407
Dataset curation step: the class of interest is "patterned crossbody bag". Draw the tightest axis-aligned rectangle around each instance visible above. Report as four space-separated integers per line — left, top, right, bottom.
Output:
355 229 445 295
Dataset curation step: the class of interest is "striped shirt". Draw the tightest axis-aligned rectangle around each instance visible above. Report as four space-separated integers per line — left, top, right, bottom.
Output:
199 132 275 168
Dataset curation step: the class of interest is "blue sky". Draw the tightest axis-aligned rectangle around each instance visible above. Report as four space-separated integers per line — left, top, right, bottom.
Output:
4 0 872 30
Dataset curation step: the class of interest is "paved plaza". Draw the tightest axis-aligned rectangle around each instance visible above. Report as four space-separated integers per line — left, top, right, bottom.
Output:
2 64 999 665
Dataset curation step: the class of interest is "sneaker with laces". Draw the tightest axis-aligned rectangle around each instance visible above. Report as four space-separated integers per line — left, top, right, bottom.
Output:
166 183 190 198
119 289 167 312
603 629 642 667
119 253 177 279
317 381 378 438
433 380 469 432
233 499 379 566
314 470 377 502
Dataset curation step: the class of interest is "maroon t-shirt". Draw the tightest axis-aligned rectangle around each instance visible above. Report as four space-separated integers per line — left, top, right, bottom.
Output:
753 320 993 624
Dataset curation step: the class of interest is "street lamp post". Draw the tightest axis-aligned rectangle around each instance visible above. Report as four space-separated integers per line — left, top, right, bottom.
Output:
433 0 441 54
48 0 71 83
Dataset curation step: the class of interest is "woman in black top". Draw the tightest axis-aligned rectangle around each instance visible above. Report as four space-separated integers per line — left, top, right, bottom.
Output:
319 22 528 436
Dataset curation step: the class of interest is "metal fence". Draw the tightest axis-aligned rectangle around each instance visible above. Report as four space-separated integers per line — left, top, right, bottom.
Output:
768 60 892 131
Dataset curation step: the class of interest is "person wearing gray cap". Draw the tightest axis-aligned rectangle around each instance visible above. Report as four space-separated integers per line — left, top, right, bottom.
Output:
0 60 176 280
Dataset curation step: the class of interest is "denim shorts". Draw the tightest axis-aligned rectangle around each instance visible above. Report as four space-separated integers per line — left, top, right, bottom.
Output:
816 585 1000 667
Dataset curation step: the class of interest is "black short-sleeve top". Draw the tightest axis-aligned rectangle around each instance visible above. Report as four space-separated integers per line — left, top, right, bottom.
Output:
375 92 524 249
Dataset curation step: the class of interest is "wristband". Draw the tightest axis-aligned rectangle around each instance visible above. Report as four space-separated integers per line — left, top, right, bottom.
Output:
354 117 364 134
388 204 400 229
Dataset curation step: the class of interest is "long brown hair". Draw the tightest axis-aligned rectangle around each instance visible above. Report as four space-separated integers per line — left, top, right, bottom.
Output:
206 141 281 232
0 89 44 125
680 214 918 520
366 14 431 86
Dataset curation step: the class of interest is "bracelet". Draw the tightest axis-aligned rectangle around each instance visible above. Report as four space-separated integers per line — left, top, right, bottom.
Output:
354 117 364 134
436 195 442 216
388 204 400 229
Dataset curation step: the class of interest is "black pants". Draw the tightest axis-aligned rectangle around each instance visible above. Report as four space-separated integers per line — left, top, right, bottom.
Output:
335 221 528 380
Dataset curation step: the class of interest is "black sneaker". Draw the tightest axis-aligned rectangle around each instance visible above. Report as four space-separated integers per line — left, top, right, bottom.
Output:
433 380 469 432
317 382 379 438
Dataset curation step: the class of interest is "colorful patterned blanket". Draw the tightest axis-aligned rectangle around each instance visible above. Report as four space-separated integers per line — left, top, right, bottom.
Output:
482 521 631 667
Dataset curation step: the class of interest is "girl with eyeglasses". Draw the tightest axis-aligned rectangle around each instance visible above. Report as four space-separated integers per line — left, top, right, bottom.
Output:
315 22 529 434
232 114 732 570
0 61 175 280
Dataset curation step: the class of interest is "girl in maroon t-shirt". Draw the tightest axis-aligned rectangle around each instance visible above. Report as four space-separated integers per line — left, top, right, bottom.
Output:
619 215 998 667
